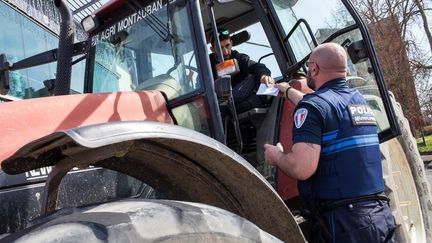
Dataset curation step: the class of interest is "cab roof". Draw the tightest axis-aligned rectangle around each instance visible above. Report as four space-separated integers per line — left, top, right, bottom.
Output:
91 0 257 38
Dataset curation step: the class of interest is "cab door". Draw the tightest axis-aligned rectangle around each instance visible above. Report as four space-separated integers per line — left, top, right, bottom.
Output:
255 0 399 142
252 0 400 200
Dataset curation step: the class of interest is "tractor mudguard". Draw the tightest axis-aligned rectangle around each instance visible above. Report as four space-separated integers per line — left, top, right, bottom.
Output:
1 121 305 243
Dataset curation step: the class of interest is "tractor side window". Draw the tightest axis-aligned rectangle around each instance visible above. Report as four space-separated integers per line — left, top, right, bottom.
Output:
171 97 211 135
90 0 201 100
0 1 85 99
235 22 281 78
271 3 313 63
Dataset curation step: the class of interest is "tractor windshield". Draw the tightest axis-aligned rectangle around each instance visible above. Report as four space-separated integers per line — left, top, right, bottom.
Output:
271 0 392 134
88 0 201 100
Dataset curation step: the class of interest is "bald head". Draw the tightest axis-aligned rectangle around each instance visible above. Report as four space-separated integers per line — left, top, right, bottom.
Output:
310 43 347 74
306 43 348 90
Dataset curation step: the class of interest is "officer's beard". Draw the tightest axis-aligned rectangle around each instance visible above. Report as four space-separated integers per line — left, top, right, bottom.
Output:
307 72 316 91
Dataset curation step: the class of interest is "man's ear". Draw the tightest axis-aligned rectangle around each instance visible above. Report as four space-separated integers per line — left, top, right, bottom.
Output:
311 65 319 77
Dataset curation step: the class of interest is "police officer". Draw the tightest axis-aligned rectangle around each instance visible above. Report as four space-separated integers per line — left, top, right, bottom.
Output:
264 43 396 242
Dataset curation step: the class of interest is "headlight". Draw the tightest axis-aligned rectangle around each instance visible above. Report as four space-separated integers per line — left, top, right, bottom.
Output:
81 15 99 33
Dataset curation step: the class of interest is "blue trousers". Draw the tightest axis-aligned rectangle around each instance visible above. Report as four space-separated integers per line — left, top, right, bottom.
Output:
319 199 396 243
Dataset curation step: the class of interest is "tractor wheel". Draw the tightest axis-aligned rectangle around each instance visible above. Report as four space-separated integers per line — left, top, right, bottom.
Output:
380 93 432 243
1 121 305 242
3 200 282 243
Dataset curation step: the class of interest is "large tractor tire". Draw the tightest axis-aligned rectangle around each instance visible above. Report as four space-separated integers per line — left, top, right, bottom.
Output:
381 93 432 243
1 121 305 242
1 200 282 243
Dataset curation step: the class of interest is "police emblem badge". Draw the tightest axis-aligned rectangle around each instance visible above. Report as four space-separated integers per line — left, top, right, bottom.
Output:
294 108 308 128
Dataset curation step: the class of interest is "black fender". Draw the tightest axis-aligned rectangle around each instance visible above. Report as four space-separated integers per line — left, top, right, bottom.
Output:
2 121 305 242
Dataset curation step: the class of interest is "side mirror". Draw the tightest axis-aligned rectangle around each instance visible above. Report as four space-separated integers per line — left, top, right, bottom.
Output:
214 75 232 99
231 31 250 46
43 79 56 95
347 40 368 64
0 54 10 95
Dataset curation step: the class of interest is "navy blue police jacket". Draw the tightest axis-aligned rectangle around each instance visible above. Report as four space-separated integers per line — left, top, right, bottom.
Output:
292 78 384 200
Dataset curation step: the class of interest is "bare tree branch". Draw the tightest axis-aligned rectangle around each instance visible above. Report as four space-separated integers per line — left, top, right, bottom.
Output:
413 0 432 54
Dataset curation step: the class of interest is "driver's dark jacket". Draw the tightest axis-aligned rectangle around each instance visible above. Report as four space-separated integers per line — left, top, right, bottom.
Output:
209 50 270 86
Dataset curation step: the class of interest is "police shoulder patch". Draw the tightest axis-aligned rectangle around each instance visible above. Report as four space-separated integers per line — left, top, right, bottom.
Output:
294 108 308 128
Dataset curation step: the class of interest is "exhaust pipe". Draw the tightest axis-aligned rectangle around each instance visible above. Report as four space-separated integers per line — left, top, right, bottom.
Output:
54 0 75 96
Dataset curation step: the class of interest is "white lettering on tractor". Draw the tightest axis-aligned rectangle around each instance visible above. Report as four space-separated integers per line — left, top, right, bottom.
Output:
25 166 98 181
100 0 163 40
25 166 53 178
100 25 116 40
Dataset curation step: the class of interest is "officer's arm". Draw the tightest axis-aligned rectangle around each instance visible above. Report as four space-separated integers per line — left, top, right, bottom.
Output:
275 82 304 106
281 142 320 180
264 142 320 180
264 102 322 180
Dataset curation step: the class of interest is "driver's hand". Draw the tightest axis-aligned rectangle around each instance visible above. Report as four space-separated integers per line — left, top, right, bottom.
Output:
260 75 275 86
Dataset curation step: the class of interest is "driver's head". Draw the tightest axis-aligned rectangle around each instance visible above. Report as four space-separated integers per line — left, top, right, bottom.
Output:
210 29 233 60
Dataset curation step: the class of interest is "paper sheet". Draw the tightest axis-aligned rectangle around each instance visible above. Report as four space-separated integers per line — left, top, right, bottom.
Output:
256 83 279 96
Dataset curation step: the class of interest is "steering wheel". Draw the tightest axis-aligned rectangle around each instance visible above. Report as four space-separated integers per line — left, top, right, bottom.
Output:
166 65 200 90
166 65 199 76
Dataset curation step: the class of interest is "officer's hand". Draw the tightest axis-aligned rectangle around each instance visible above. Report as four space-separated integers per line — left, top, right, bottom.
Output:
260 75 275 86
275 82 291 97
264 143 284 166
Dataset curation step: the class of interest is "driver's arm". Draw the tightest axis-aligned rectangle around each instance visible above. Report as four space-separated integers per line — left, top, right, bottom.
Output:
234 51 273 85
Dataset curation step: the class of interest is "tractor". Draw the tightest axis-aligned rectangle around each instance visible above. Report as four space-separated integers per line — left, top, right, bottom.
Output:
0 0 431 242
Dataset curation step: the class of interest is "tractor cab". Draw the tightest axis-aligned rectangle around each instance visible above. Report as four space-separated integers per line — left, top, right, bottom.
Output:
80 0 399 193
0 0 404 240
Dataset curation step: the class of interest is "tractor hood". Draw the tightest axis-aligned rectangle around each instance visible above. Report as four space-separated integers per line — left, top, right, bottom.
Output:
0 91 173 166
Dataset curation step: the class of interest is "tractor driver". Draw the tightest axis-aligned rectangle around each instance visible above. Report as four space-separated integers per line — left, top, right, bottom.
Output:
209 29 275 116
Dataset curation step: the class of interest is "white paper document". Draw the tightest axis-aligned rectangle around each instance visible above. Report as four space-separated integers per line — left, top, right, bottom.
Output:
256 83 279 96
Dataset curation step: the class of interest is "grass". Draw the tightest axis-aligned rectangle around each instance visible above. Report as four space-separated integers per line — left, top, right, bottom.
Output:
416 134 432 154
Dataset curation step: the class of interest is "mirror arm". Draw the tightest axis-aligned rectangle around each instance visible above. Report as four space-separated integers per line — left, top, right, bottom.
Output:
321 24 358 44
283 23 359 78
3 41 87 72
283 18 318 47
258 53 274 63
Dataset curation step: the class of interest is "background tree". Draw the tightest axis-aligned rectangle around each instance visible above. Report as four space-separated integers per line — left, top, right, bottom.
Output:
350 0 431 129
